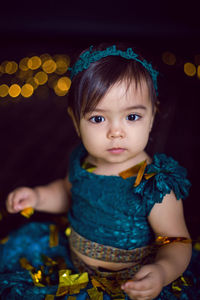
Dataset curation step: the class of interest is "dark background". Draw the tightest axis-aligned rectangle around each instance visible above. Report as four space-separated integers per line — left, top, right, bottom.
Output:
0 1 200 239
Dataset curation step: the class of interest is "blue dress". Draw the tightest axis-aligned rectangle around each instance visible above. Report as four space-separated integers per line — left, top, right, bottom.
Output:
0 143 199 299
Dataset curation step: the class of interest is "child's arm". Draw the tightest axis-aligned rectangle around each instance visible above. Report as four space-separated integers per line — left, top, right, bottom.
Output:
6 176 71 214
121 191 192 299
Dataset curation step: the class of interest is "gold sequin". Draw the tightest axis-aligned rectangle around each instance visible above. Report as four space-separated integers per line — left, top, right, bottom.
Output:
65 227 72 236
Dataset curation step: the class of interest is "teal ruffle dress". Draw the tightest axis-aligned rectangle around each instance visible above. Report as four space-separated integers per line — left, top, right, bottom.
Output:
0 143 199 299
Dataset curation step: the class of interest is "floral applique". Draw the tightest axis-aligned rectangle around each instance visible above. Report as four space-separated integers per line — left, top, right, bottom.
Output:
134 154 191 203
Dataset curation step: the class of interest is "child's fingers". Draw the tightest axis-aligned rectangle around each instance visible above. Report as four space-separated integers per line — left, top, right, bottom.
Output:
123 285 152 300
6 192 17 213
122 265 152 291
122 275 152 291
6 188 34 213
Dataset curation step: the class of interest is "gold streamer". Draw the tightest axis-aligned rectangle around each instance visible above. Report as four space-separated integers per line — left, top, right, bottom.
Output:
45 295 55 300
172 275 192 298
119 160 146 179
82 161 96 173
49 224 59 247
91 277 105 290
87 287 103 300
20 207 34 218
91 276 125 299
155 236 192 246
30 269 45 287
144 172 156 180
20 257 46 287
20 257 35 271
41 254 58 266
133 160 147 187
56 270 89 296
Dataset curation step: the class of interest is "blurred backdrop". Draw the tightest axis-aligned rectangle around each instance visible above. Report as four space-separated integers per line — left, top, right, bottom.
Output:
0 1 200 239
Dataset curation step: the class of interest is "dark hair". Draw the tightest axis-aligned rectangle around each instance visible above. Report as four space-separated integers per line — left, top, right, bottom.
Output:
67 43 158 124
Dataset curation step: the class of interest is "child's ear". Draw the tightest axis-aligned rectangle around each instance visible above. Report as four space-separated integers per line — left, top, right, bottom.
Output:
67 107 80 137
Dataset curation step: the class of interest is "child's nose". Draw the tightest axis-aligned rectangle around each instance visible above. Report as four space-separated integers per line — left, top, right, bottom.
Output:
107 124 125 139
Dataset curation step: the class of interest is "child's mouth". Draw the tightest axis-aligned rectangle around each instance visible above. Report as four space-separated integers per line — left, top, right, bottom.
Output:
107 148 126 154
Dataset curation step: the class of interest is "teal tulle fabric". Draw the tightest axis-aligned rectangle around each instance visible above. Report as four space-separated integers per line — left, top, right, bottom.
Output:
0 222 199 299
68 143 191 250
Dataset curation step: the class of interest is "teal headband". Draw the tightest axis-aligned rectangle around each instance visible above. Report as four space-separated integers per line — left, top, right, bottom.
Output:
69 45 159 95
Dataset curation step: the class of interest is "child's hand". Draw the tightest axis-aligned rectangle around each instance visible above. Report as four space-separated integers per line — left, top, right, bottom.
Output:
6 187 40 213
121 263 165 300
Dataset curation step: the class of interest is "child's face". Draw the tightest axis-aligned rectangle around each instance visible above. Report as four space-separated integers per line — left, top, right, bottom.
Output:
78 79 154 166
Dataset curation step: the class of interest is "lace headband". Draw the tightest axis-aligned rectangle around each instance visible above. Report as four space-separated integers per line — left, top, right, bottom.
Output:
69 45 159 95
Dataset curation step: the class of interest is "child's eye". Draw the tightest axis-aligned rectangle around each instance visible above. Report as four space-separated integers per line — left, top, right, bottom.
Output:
89 116 105 123
126 114 140 121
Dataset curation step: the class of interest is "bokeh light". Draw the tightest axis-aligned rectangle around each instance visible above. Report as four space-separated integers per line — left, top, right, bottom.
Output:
27 56 42 70
40 53 52 63
42 59 56 74
47 74 58 89
0 61 9 73
194 54 200 65
21 83 34 98
0 84 9 97
57 77 71 92
5 61 18 74
26 77 38 90
54 55 70 75
9 84 21 98
54 84 68 96
1 50 199 100
162 51 176 65
197 66 200 79
19 57 29 71
184 62 196 77
34 71 48 85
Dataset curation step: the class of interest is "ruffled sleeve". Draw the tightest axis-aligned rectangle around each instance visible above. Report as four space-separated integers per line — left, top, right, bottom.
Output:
134 153 191 215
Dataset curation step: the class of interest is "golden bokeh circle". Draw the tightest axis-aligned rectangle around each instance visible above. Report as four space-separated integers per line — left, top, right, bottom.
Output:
54 84 68 96
54 55 70 75
184 62 196 77
19 57 29 71
197 66 200 79
162 51 176 65
42 59 56 74
5 61 18 74
9 84 21 98
57 77 71 92
0 84 9 97
21 83 34 98
26 77 39 90
27 56 42 70
40 53 52 63
34 71 48 85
